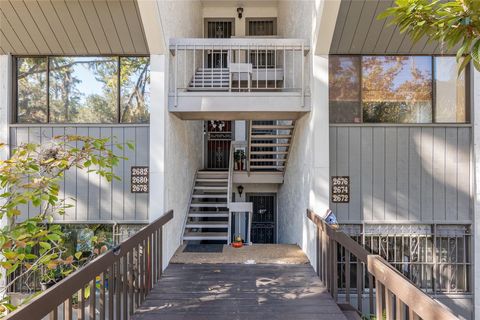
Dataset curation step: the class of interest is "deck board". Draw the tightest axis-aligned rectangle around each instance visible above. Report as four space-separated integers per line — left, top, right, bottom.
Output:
132 263 347 320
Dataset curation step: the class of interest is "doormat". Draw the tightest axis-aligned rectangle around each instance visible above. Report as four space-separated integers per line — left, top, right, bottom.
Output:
183 244 224 253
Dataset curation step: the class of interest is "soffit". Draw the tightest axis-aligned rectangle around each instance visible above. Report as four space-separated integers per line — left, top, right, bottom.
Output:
330 0 456 55
0 0 149 55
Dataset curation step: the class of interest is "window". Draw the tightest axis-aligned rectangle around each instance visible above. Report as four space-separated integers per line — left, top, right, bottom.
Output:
246 18 277 36
329 55 468 124
434 57 467 123
362 56 432 123
17 57 48 123
329 56 361 123
15 56 150 124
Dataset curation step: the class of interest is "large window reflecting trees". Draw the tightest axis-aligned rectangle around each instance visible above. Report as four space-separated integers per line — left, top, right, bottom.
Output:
16 58 48 123
329 55 468 124
362 56 432 123
15 56 150 124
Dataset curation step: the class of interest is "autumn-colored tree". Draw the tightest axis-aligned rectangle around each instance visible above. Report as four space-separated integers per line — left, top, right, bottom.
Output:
379 0 480 73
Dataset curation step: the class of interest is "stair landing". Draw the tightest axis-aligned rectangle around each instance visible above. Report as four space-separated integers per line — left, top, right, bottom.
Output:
131 263 348 320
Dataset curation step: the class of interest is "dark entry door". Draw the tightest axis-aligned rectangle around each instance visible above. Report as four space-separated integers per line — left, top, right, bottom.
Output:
247 193 276 243
206 120 232 170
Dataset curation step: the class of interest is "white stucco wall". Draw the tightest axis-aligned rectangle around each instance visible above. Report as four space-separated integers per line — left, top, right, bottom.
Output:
147 1 205 268
472 67 480 319
202 5 277 37
276 0 339 270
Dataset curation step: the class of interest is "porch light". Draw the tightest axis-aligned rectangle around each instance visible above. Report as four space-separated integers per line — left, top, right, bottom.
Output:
237 185 244 197
237 7 243 19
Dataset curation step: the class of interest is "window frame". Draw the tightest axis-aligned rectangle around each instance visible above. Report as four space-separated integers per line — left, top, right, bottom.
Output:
245 18 277 36
12 55 150 125
329 54 471 125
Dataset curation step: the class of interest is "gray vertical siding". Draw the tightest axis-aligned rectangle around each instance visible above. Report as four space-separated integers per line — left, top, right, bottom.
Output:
330 126 473 223
9 125 149 223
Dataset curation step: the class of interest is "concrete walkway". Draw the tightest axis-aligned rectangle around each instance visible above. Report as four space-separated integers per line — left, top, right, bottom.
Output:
170 244 310 264
131 263 347 320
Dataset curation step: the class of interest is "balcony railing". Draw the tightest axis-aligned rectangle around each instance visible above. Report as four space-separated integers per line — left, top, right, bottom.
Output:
169 38 309 107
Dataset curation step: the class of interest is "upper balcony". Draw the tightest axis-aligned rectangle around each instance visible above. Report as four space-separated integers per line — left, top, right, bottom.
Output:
168 38 311 120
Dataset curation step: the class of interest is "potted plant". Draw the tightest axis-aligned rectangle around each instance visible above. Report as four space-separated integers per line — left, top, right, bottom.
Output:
234 150 246 171
232 235 244 248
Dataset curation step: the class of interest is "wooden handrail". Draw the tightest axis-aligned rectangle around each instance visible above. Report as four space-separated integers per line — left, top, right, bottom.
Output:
5 210 174 320
306 209 458 320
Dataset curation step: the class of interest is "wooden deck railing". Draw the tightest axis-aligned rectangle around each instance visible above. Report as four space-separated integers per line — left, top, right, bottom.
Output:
5 210 174 320
307 209 458 320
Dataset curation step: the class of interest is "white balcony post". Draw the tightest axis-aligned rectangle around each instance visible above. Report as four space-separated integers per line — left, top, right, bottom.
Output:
229 45 232 92
184 46 187 90
174 45 178 107
202 45 205 88
301 44 305 107
283 45 286 89
193 45 196 88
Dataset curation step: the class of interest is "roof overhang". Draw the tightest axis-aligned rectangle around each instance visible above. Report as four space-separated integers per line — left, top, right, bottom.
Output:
329 0 456 55
0 0 150 55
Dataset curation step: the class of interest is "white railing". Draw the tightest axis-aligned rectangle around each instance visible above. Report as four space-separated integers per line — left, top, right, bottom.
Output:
169 38 310 104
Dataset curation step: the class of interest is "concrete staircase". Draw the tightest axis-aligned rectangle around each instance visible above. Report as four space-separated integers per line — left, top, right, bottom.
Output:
248 120 295 172
188 68 229 91
183 170 229 243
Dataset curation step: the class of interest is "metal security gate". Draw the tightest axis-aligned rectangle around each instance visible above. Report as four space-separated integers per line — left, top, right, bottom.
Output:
206 120 232 170
247 193 276 243
205 19 233 69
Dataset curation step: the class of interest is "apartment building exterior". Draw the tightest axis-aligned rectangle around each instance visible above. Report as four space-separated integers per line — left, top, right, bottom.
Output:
0 0 479 319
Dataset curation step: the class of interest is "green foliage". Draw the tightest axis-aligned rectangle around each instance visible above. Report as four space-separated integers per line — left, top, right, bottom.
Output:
379 0 480 73
0 135 127 316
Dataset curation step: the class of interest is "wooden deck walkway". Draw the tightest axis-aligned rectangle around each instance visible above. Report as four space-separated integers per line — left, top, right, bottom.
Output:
132 263 348 320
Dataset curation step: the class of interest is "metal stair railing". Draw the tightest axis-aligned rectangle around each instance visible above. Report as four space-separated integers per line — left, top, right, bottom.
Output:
307 209 458 320
5 211 174 320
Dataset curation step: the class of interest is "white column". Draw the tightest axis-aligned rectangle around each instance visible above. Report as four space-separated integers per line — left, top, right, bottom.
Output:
149 54 167 222
0 55 10 160
472 66 480 319
0 55 11 297
309 54 330 217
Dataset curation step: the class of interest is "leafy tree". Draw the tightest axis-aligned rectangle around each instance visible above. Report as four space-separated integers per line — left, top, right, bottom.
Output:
0 136 128 316
379 0 480 73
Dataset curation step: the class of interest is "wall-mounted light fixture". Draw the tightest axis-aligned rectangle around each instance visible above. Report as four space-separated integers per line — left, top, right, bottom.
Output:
237 185 244 197
237 7 244 19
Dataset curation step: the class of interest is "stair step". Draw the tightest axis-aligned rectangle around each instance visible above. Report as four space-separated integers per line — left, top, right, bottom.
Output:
196 178 228 183
191 194 227 198
250 151 288 155
250 165 285 169
190 203 228 208
188 87 229 91
250 159 287 163
188 212 229 218
251 135 292 139
251 143 290 147
183 232 228 240
252 125 294 130
197 68 229 72
194 186 228 190
186 221 228 228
